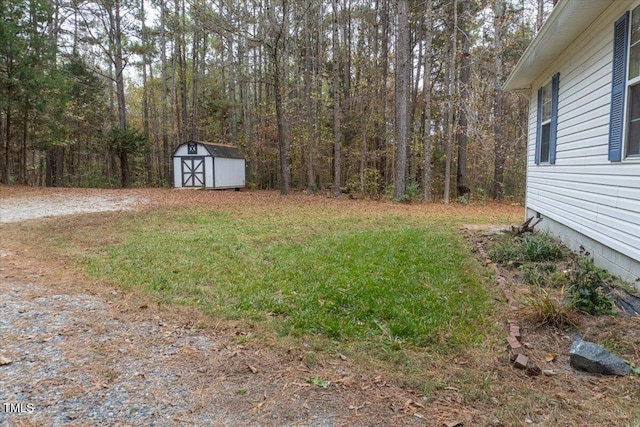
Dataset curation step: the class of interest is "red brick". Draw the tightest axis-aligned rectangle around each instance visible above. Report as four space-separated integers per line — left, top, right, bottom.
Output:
507 335 522 349
509 347 525 360
513 354 529 370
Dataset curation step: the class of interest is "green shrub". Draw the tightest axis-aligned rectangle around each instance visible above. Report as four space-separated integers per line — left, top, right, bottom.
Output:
565 257 615 315
520 234 565 262
525 286 572 329
522 262 556 288
489 233 565 265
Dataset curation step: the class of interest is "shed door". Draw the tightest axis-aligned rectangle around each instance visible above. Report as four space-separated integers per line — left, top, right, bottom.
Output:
182 157 205 187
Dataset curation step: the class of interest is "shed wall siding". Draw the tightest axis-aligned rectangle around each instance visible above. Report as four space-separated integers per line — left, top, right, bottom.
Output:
526 1 640 283
205 157 214 188
173 157 182 188
214 158 246 188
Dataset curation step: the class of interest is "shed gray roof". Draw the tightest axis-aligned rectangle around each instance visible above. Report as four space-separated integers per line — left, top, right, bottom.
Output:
178 141 245 159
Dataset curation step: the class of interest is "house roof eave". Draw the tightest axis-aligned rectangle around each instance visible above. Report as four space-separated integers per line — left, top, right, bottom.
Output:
504 0 616 91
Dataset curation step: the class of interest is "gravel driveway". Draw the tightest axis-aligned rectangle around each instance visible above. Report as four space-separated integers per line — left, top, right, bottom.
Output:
0 193 142 223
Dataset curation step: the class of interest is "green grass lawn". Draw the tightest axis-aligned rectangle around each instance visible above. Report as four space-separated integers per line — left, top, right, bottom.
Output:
78 203 494 354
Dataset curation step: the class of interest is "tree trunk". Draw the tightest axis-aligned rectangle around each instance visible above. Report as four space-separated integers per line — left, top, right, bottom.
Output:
110 0 129 187
141 0 151 184
332 0 341 197
1 109 8 184
492 0 505 200
271 0 290 195
381 0 391 186
55 146 64 186
456 0 471 200
160 0 170 185
444 0 457 204
393 0 409 201
304 13 315 193
537 0 545 31
20 106 27 184
178 0 188 143
274 58 290 195
119 149 130 188
422 0 433 202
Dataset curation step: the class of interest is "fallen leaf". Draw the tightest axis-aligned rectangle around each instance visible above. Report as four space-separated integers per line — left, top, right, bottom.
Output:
545 353 558 362
248 365 258 374
542 369 558 376
0 356 12 366
444 421 464 427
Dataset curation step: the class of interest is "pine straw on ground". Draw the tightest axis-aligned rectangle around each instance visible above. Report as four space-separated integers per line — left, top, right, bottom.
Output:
1 186 638 426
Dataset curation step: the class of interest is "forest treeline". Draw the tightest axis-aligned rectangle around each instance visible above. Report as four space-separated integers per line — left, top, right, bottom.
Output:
0 0 554 201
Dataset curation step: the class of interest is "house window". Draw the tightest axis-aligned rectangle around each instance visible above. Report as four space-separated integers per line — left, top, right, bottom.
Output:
540 80 552 163
536 73 559 165
188 142 197 155
627 5 640 156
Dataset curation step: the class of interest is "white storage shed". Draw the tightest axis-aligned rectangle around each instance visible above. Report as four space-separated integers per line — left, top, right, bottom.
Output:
172 141 246 190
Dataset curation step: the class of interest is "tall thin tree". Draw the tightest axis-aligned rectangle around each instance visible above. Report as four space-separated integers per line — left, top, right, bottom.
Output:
332 0 341 197
393 0 409 201
422 0 434 202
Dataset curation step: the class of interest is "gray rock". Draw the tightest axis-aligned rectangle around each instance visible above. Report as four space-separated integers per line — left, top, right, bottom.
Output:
570 340 631 375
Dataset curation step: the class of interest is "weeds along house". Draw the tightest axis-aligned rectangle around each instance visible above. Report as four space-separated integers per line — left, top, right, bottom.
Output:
504 0 640 287
172 141 246 190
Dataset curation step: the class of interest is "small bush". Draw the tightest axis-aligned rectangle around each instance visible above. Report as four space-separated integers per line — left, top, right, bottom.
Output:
489 233 565 265
520 234 565 262
522 262 556 288
565 256 615 316
525 286 573 329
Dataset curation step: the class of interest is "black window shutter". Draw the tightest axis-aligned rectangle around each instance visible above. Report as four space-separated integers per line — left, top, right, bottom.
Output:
609 11 629 162
536 87 543 165
549 73 560 164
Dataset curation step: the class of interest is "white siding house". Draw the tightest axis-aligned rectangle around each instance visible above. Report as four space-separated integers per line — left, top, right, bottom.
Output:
504 0 640 288
172 141 246 190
